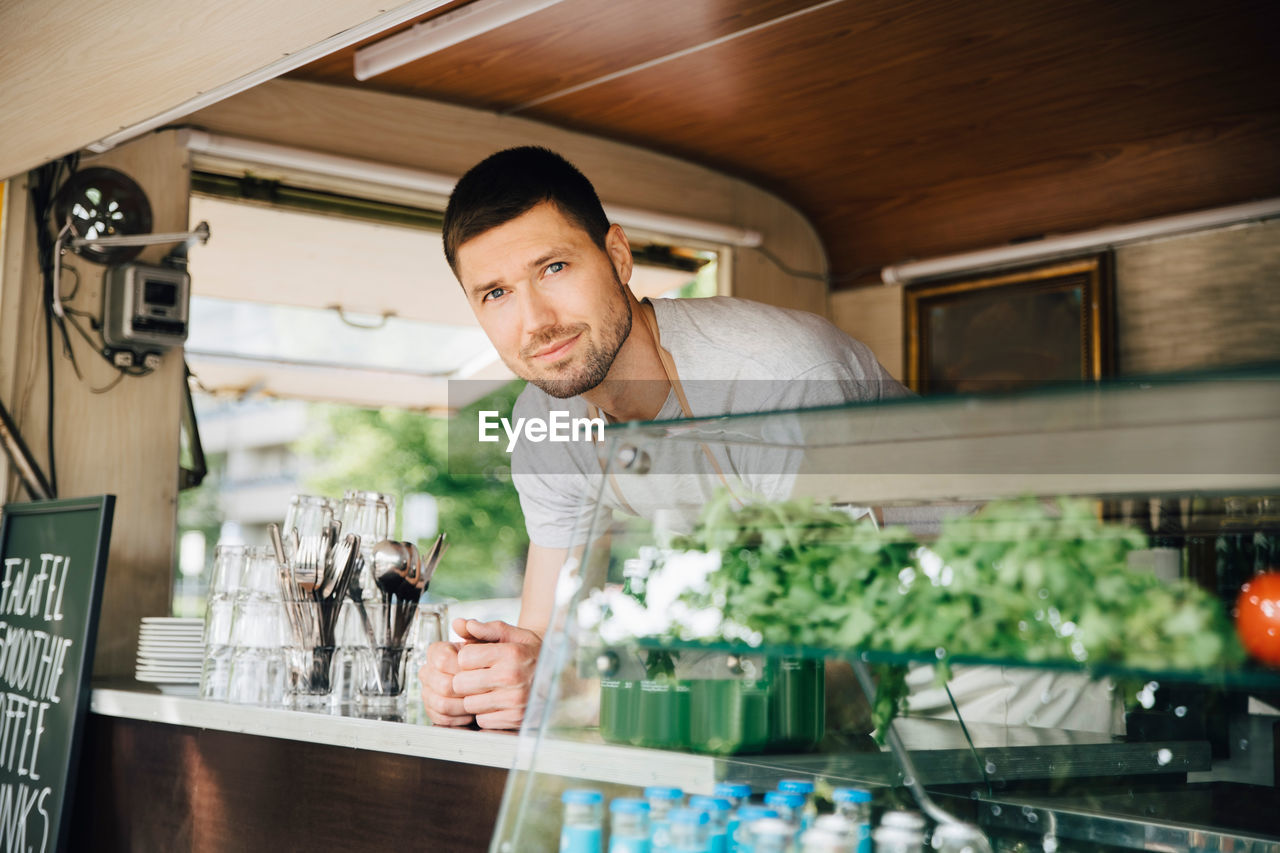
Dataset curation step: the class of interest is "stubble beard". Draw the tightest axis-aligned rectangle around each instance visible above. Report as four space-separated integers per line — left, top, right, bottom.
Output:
519 277 633 399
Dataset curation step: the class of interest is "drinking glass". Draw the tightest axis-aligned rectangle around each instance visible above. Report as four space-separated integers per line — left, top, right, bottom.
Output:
283 494 336 544
286 643 337 707
406 597 451 722
199 645 233 701
200 543 247 700
227 646 287 706
332 599 369 708
339 490 395 546
339 490 396 601
354 600 414 710
226 547 289 706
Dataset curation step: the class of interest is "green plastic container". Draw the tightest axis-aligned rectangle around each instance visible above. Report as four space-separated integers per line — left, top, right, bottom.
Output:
767 658 825 751
600 656 823 755
599 678 636 741
689 677 772 754
633 679 692 749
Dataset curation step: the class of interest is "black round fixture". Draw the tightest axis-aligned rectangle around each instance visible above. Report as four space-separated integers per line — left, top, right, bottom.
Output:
53 167 153 265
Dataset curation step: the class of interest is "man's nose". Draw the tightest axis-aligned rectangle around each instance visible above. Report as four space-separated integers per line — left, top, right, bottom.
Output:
519 283 557 333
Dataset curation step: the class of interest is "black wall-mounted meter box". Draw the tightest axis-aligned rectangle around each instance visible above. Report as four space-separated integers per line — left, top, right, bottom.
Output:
102 262 190 351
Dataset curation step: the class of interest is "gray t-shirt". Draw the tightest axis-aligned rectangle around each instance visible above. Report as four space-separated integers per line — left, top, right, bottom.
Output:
510 296 905 548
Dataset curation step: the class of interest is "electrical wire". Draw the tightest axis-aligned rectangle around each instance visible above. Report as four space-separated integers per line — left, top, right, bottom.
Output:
28 156 79 498
748 243 882 286
88 372 128 395
58 262 81 302
27 153 156 496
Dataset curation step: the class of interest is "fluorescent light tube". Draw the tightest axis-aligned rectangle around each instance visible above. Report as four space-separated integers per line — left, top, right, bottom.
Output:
181 131 764 247
355 0 568 81
881 198 1280 285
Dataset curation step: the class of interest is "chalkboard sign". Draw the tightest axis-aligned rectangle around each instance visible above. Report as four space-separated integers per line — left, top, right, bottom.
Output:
0 496 114 853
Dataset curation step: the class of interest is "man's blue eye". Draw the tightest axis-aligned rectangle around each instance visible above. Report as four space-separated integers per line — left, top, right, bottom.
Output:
483 287 507 302
547 262 566 275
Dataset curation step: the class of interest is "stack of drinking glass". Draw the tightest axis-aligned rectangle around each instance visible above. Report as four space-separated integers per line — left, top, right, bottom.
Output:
198 491 449 716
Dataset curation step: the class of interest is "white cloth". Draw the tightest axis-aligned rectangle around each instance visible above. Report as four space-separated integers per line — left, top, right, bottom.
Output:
904 664 1125 735
510 295 905 548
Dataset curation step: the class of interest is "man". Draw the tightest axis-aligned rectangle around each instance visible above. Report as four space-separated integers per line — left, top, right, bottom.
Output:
420 146 904 729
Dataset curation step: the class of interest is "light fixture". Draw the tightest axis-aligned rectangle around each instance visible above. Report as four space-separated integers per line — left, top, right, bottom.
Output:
880 197 1280 285
355 0 568 81
53 167 154 265
181 130 764 247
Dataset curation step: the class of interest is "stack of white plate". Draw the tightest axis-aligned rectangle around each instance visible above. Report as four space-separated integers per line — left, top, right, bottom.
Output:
135 617 204 687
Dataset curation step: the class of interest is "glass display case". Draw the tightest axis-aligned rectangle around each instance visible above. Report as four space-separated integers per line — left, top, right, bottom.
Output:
489 369 1280 853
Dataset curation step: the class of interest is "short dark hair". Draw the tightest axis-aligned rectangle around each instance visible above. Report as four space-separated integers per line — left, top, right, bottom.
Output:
442 146 611 275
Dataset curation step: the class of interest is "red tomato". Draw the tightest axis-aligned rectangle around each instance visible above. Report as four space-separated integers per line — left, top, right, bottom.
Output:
1236 571 1280 666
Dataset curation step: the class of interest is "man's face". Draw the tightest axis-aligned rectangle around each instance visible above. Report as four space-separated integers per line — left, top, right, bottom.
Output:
456 202 633 399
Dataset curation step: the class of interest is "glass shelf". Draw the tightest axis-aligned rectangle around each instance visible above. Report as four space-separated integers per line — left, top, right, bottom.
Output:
491 368 1280 853
598 368 1280 503
593 636 1280 693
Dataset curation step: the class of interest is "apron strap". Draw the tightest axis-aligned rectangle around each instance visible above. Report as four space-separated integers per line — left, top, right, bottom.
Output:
587 296 742 512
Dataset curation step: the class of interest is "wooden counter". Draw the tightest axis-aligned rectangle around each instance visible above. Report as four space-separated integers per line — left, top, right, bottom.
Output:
72 686 513 852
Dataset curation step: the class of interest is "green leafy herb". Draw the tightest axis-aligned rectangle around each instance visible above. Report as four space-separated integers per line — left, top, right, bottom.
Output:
662 492 1244 735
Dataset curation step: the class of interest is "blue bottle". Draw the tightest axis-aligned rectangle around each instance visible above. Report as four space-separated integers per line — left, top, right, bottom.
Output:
561 789 604 853
776 779 816 833
713 783 752 811
762 791 805 838
610 798 652 853
732 806 780 853
831 788 872 853
714 782 752 852
688 796 732 853
645 786 685 853
668 807 712 853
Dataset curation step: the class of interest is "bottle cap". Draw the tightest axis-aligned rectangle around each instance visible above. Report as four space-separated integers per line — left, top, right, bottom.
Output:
714 782 753 799
610 798 651 814
777 779 815 795
764 791 806 809
736 806 781 822
832 787 872 804
644 786 685 801
562 789 603 805
689 796 732 813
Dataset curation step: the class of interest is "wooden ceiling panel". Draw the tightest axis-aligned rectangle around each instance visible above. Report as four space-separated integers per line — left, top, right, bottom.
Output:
290 0 821 111
290 0 1280 284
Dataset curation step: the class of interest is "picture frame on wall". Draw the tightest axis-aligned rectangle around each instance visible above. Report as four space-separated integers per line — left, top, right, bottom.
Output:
904 255 1114 394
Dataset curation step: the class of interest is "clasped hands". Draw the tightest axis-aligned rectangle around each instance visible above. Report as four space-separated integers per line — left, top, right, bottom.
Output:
419 617 541 730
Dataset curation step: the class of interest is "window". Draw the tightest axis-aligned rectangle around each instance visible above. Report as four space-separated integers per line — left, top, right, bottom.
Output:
175 181 718 614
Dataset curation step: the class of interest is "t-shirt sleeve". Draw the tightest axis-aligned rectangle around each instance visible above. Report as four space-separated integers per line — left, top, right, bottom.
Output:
511 467 597 549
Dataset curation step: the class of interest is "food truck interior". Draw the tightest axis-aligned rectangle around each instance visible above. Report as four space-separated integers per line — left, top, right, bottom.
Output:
1 0 1278 850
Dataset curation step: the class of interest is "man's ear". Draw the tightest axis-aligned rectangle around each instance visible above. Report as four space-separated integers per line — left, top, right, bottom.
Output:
605 223 633 285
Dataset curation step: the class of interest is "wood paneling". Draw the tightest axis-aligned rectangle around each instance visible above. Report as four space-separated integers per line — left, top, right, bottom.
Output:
2 132 188 675
1114 220 1280 375
295 0 821 111
292 0 1280 286
0 0 408 180
0 180 25 500
829 283 904 381
185 79 829 314
71 714 506 852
